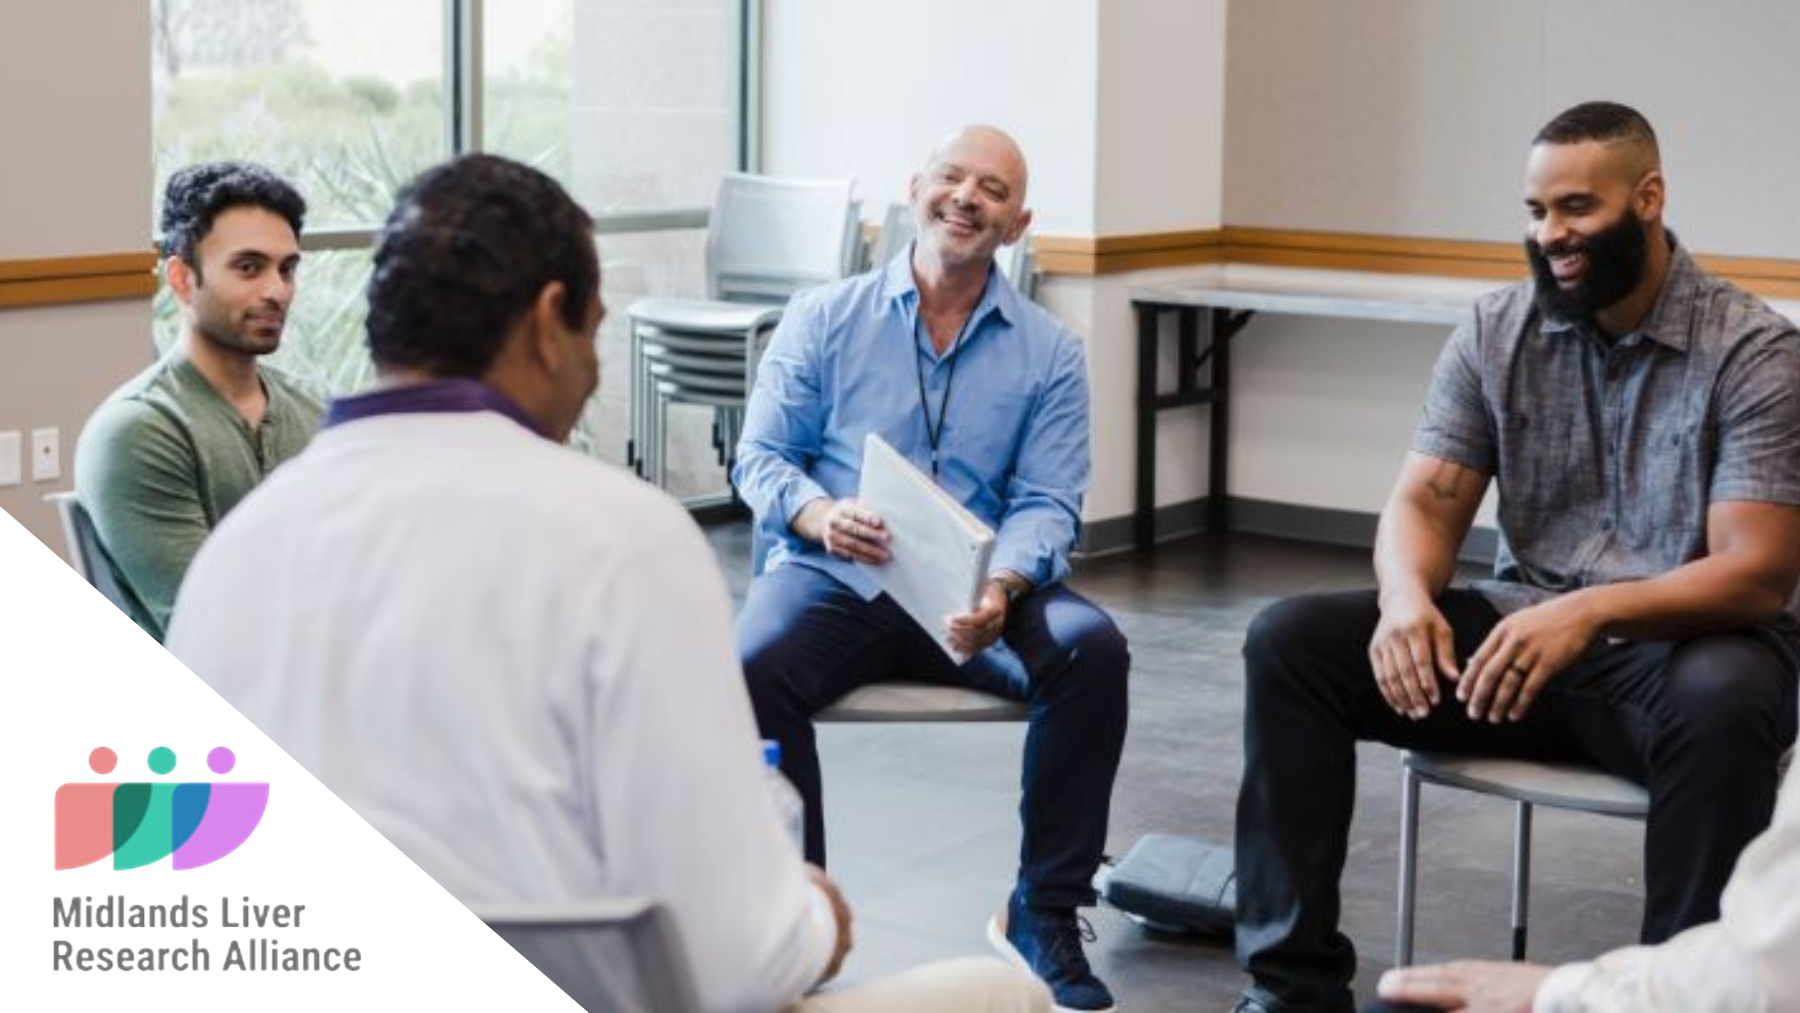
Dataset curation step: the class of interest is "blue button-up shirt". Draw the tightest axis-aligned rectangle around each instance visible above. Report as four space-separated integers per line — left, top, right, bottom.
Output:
733 247 1091 600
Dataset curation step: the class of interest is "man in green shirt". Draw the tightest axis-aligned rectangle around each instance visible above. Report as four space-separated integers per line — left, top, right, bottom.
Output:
75 162 323 640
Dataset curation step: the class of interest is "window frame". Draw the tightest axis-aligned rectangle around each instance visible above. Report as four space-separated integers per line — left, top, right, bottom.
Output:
278 0 757 256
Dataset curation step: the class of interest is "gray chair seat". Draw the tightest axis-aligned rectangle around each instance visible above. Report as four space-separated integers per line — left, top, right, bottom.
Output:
818 680 1029 723
1404 752 1649 815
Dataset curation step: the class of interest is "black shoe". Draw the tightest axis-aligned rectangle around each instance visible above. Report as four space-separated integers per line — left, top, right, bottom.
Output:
986 891 1116 1012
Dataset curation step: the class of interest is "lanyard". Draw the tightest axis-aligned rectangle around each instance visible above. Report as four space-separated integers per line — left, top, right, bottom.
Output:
912 307 976 479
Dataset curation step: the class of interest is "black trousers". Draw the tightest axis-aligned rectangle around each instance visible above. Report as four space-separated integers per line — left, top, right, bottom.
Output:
738 563 1130 909
1236 589 1798 1012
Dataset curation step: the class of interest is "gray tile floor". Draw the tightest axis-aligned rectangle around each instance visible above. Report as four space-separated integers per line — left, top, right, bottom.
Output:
707 525 1646 1011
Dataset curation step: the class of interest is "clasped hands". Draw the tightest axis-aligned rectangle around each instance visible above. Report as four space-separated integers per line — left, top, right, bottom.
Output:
1369 591 1601 722
794 497 1009 655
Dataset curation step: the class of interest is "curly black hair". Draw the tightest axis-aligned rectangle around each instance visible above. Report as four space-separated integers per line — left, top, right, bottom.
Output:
158 162 307 278
365 154 597 378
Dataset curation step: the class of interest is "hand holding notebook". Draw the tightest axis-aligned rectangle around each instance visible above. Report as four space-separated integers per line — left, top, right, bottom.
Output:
855 433 997 663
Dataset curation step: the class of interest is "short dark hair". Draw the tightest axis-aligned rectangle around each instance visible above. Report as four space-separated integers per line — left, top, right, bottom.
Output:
365 154 597 378
159 162 307 271
1533 101 1659 154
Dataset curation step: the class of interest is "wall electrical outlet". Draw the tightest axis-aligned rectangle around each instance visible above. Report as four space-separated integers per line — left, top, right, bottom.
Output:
0 431 20 487
31 427 60 482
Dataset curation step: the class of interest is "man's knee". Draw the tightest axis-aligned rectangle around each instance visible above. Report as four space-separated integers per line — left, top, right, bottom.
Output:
1244 593 1342 673
737 601 807 716
1657 635 1797 748
1069 608 1129 678
737 573 809 675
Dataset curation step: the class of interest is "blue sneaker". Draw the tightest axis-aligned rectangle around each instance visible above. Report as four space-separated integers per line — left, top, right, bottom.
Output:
986 891 1116 1012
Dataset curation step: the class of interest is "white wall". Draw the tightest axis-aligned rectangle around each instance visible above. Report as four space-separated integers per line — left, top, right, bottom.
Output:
0 3 155 555
762 0 1232 528
761 0 1099 233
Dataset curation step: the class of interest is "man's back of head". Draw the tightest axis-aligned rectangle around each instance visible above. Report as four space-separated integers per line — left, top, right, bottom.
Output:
363 154 604 441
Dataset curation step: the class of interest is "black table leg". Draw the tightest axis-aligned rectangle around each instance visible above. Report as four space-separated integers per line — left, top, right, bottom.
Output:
1134 302 1159 553
1208 307 1233 533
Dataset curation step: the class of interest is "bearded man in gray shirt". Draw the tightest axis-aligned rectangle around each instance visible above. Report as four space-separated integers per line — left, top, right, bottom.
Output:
1231 101 1800 1013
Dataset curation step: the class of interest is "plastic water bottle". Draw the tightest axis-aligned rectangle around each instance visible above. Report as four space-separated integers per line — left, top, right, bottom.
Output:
762 739 805 854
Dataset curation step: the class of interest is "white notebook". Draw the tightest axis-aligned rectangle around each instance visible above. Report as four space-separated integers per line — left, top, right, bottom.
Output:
856 433 997 663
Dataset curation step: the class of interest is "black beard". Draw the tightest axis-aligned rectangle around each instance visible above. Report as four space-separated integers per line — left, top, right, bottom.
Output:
1525 210 1649 323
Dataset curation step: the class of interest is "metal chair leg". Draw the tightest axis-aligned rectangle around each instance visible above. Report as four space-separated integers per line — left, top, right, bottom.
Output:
628 323 644 473
651 383 669 489
1510 800 1532 960
1396 762 1422 967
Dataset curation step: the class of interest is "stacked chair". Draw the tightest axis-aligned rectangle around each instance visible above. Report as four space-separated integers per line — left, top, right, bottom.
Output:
625 174 861 491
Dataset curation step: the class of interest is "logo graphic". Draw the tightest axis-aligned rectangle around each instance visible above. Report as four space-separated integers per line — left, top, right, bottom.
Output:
56 746 270 871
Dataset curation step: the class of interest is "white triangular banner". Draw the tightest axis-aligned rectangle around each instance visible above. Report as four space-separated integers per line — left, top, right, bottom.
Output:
0 507 581 1010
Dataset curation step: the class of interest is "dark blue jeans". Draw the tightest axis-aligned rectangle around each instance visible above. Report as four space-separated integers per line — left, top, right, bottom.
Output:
1236 589 1799 1012
737 563 1130 909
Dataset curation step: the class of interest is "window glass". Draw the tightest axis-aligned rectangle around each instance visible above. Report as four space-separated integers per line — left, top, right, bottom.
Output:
151 0 745 500
152 0 449 229
491 0 741 213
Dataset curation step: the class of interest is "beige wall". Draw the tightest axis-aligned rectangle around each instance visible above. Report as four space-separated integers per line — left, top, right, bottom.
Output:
0 3 155 557
1225 0 1800 258
1095 0 1226 236
1215 0 1800 521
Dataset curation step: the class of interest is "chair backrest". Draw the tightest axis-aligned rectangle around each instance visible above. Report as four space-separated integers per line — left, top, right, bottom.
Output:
998 232 1036 300
476 899 702 1013
865 203 1036 300
868 202 918 269
45 491 136 614
707 173 859 304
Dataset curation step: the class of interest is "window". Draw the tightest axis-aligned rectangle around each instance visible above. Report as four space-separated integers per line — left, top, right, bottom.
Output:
152 0 750 501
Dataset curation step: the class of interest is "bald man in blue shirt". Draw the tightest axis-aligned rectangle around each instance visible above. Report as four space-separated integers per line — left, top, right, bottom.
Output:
733 125 1129 1013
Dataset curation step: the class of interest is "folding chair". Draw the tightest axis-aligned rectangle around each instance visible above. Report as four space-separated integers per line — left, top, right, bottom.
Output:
1393 750 1648 966
477 898 702 1013
45 491 136 614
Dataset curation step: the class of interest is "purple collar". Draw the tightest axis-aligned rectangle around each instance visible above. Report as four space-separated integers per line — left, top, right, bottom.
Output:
325 378 548 439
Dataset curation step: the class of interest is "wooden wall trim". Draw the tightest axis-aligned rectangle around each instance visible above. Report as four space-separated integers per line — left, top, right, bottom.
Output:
1032 227 1800 299
0 252 159 310
1221 227 1521 279
1035 229 1225 275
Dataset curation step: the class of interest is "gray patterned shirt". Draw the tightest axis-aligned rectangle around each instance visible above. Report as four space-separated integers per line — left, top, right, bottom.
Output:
1413 239 1800 624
